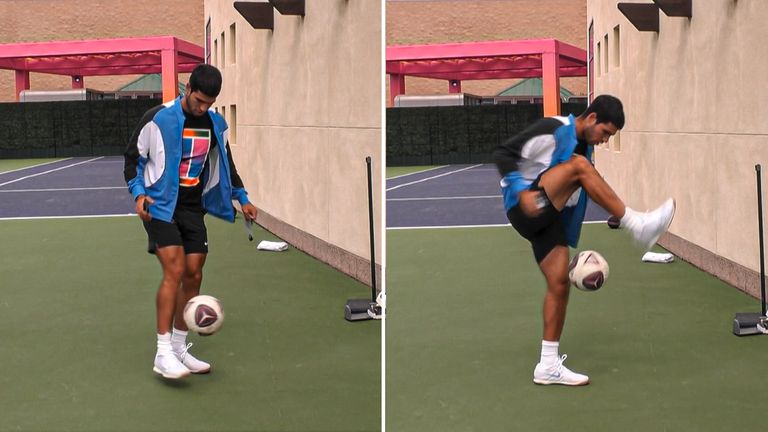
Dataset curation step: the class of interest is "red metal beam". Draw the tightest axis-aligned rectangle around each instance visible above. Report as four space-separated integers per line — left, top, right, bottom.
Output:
14 70 29 102
389 74 405 107
407 66 586 81
385 39 586 81
29 63 199 77
0 36 190 59
386 39 566 62
542 51 561 116
0 36 203 98
22 53 167 71
161 48 178 102
387 56 543 76
0 36 203 75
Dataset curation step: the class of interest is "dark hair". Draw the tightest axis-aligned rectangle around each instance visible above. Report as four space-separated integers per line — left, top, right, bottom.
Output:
189 64 222 97
580 94 625 129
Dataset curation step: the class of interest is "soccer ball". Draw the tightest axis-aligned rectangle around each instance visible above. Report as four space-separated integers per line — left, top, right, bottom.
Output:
183 295 224 336
568 250 610 291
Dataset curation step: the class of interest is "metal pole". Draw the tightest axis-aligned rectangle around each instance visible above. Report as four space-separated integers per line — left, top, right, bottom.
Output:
366 157 377 302
757 165 766 316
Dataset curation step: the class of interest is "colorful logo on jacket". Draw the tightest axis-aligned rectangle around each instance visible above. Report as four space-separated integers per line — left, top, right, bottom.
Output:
180 128 211 187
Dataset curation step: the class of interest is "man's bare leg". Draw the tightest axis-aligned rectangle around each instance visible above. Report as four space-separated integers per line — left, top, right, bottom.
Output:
170 253 212 374
173 253 207 331
537 155 675 251
152 245 191 379
538 155 625 217
155 246 185 334
538 245 570 342
532 245 589 386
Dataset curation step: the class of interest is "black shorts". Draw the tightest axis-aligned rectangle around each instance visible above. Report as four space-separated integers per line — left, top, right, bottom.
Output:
143 207 208 255
506 175 567 263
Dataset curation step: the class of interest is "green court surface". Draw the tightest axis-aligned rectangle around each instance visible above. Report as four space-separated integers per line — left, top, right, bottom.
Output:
0 158 63 173
386 165 442 178
0 216 379 431
387 225 767 431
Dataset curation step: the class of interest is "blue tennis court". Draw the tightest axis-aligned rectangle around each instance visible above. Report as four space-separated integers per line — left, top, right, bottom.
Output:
0 156 132 218
386 164 610 228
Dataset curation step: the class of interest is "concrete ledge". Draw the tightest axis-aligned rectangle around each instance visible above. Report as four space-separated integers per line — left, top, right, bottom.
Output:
256 208 382 291
659 232 763 299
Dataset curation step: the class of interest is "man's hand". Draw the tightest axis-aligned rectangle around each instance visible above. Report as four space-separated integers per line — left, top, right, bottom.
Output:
241 202 258 222
136 195 154 222
518 190 545 218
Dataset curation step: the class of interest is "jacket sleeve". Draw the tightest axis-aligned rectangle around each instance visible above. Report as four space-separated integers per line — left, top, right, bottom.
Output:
493 135 554 208
225 141 250 206
124 107 160 200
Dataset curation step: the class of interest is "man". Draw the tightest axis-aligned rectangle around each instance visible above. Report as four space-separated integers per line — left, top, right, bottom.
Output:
492 95 675 386
124 64 258 379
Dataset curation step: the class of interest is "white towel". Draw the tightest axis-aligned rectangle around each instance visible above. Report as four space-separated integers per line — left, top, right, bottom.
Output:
642 252 674 263
257 240 289 252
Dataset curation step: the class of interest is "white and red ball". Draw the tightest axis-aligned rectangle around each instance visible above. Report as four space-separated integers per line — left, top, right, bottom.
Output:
183 295 224 336
568 250 610 291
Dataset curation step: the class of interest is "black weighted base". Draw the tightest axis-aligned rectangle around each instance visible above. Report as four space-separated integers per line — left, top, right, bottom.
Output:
345 299 376 321
733 312 767 336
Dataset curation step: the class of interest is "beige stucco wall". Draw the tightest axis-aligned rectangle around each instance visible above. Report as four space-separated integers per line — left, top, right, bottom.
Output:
386 0 587 104
205 1 382 283
588 0 768 294
0 0 203 102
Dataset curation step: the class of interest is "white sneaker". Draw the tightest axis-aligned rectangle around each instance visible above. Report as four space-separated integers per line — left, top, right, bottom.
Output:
533 354 589 386
624 198 676 251
153 352 191 379
174 342 211 374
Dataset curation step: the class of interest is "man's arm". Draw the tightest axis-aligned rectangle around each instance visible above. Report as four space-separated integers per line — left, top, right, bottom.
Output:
225 141 258 221
124 105 162 220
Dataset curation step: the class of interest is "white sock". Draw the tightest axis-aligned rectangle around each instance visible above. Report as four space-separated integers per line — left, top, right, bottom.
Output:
540 340 560 366
619 207 640 229
157 333 172 355
171 328 188 352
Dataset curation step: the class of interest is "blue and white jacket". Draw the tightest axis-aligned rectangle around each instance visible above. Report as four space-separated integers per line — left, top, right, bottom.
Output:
492 114 592 247
123 97 250 223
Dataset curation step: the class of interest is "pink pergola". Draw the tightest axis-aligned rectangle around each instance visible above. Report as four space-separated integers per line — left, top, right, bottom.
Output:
386 39 587 116
0 36 204 102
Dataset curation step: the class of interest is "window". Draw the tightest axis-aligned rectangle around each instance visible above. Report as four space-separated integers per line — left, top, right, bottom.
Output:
229 23 236 64
588 22 594 101
205 19 211 64
220 31 226 65
612 25 620 68
213 39 218 67
229 104 237 144
603 34 609 74
596 41 601 77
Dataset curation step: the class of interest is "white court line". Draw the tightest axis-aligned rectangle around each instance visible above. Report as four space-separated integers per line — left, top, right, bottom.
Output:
0 156 103 188
0 158 73 175
386 165 448 180
0 213 135 221
387 195 499 202
386 220 608 230
386 164 483 192
388 223 510 230
0 186 124 193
